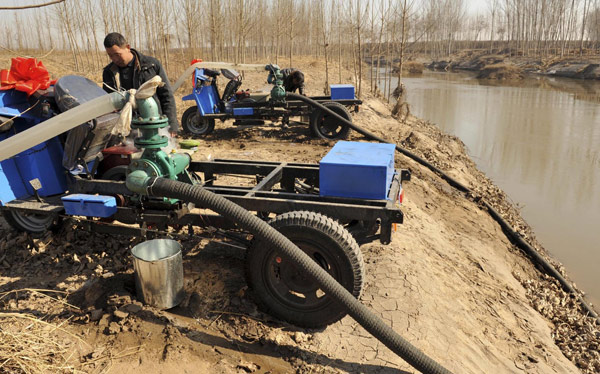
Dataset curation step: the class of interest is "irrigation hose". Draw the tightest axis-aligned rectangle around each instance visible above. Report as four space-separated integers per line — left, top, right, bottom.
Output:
147 177 453 374
286 92 599 323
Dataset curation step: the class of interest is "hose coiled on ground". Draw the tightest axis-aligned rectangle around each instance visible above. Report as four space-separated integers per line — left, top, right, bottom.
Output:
287 92 599 323
147 177 452 374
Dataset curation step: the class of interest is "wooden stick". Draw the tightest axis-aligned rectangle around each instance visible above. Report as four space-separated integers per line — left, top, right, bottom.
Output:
0 0 65 11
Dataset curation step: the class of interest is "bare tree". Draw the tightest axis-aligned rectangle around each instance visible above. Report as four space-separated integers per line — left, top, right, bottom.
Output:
2 0 599 78
391 0 413 120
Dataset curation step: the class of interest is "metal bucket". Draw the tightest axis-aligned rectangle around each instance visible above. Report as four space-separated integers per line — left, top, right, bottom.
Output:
131 239 184 309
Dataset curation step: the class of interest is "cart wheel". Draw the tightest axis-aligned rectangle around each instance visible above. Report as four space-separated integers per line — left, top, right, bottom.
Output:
2 210 60 237
309 102 352 140
245 211 364 328
182 106 215 136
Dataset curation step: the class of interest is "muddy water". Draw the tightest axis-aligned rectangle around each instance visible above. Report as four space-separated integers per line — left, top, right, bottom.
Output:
386 71 600 307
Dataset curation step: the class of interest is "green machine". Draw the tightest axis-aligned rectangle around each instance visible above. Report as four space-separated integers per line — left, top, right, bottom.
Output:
266 64 286 103
126 95 194 197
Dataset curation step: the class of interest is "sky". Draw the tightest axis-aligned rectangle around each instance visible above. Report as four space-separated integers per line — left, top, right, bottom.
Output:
465 0 491 14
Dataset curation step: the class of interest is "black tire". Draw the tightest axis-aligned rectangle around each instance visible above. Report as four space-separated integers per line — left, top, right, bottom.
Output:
309 101 352 140
245 211 364 328
2 209 59 237
181 106 215 136
100 165 128 181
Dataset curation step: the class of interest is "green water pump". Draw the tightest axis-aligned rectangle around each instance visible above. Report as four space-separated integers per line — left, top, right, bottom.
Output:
266 64 286 103
126 95 194 195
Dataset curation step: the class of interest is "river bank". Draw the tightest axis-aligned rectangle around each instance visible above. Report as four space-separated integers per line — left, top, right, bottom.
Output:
0 52 598 373
426 50 600 80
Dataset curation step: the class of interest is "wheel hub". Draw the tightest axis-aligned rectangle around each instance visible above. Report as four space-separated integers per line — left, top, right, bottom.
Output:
277 258 320 294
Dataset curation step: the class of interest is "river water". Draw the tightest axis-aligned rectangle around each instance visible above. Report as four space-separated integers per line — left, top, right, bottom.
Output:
381 70 600 307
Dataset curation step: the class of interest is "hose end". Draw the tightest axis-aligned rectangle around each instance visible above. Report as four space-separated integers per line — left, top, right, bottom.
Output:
126 169 153 195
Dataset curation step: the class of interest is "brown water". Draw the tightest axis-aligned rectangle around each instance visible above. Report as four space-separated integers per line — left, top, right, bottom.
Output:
390 71 600 307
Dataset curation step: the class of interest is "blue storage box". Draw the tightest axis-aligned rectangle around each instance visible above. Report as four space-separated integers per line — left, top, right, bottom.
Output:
319 141 396 199
12 136 67 197
0 119 67 204
330 84 355 100
61 194 117 217
233 107 254 116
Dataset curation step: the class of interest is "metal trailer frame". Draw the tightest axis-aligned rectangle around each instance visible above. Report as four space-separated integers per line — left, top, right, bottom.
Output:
202 96 362 123
0 159 409 246
185 95 363 138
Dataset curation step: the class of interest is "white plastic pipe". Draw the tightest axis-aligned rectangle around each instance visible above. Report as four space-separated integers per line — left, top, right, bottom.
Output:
0 93 126 162
172 62 267 92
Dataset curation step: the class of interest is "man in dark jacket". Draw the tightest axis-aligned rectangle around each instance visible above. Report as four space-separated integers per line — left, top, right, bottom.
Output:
102 32 179 133
281 68 305 95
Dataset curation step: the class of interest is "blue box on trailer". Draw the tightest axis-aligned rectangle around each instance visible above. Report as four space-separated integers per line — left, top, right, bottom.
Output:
319 141 396 200
330 84 355 100
61 194 117 218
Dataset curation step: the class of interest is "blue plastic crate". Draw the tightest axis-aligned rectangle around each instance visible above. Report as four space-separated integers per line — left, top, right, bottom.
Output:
61 194 117 217
319 141 396 199
330 84 355 100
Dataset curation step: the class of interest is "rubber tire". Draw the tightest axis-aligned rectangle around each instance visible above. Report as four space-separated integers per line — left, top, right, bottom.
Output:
181 106 215 136
309 102 352 140
100 165 128 181
245 211 364 328
2 209 59 237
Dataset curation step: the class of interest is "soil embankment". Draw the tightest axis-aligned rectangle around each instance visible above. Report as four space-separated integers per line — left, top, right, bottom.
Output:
427 49 600 80
0 53 598 373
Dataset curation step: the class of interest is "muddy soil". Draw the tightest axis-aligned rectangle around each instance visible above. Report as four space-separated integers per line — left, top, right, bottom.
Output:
0 52 598 373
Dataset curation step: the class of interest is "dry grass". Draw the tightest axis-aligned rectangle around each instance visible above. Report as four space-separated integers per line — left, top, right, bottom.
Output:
476 63 524 79
391 61 424 75
0 312 83 373
404 61 424 74
0 289 84 373
0 288 144 374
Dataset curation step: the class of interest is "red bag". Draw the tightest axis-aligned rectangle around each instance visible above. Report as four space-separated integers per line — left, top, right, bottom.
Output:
0 57 57 96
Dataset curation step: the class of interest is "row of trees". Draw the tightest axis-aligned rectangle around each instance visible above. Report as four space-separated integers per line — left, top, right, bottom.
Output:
3 1 600 60
1 0 599 97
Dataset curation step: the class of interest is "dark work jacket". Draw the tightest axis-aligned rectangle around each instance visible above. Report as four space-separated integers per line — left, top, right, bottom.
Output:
102 48 179 132
281 68 305 95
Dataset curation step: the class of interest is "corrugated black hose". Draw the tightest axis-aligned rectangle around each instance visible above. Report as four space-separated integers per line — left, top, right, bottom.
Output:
147 177 453 374
287 92 599 323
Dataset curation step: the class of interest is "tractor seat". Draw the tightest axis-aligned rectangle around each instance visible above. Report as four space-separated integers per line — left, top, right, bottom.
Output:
55 75 119 171
221 69 243 102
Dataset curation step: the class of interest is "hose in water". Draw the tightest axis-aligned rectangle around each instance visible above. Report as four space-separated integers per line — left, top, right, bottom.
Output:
286 92 599 323
147 177 452 374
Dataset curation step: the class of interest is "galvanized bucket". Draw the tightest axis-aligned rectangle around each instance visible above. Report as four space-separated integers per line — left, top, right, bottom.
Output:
131 239 184 309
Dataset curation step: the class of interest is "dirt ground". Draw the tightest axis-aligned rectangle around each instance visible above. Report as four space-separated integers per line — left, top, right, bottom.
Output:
0 52 598 373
